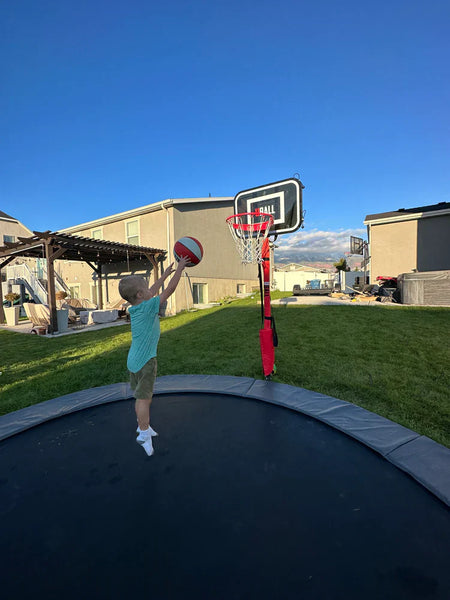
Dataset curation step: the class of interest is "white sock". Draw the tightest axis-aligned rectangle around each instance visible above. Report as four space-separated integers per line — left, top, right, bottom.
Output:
136 431 154 456
136 425 158 437
141 440 154 456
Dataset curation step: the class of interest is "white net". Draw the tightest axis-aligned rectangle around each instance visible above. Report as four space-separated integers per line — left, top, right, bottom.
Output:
226 211 274 264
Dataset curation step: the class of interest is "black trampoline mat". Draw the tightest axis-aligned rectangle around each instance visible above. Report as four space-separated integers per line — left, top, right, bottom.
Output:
1 392 449 600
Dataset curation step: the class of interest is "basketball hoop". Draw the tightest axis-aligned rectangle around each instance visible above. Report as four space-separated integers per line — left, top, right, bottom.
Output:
226 211 274 264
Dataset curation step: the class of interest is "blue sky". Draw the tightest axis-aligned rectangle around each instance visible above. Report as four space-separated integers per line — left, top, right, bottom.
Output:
1 0 449 258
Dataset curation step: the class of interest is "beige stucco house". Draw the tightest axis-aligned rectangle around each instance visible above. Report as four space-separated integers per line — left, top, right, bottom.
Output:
364 202 450 282
0 210 33 296
58 197 259 314
0 210 33 243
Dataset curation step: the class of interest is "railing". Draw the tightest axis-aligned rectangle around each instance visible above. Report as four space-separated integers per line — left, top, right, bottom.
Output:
54 270 70 294
6 261 70 304
7 264 48 304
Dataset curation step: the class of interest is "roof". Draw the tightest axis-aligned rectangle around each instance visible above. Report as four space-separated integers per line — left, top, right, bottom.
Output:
0 230 166 264
59 197 233 234
365 202 450 224
0 210 17 221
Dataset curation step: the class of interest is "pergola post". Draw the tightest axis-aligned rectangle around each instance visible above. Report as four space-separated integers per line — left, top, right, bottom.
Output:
44 242 67 334
86 261 104 309
45 242 58 333
97 263 104 309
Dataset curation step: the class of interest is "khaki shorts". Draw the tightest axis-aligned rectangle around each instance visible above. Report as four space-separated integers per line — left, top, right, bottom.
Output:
129 357 157 399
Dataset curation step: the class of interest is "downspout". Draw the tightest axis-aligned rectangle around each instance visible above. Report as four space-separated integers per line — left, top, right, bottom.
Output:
162 200 173 314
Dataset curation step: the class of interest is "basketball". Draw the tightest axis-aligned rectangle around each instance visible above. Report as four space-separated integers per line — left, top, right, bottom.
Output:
173 236 203 267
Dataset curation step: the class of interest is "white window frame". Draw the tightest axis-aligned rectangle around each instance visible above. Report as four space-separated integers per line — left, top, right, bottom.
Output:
68 284 81 299
192 283 208 305
124 218 140 246
90 282 98 305
91 227 103 240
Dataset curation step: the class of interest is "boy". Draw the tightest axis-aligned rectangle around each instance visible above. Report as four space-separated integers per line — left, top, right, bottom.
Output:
118 257 189 456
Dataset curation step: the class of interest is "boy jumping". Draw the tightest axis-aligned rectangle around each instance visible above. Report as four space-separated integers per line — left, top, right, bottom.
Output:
118 257 189 456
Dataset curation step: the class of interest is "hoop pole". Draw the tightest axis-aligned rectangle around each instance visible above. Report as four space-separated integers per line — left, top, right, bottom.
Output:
259 237 276 378
262 238 271 326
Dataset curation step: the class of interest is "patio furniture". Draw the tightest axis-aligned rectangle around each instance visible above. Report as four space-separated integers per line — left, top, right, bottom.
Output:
85 309 119 325
23 303 77 333
63 298 97 314
23 303 50 334
105 298 128 310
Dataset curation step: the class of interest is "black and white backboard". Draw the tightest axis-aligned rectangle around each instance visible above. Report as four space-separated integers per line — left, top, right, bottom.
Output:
350 236 364 255
234 178 304 236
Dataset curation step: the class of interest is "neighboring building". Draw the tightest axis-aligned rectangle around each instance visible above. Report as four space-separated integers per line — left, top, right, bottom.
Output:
364 202 450 282
0 210 33 247
58 198 258 314
275 263 330 273
0 210 33 297
273 265 335 291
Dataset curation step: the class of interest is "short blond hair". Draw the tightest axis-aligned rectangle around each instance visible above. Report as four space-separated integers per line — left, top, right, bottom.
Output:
118 275 147 304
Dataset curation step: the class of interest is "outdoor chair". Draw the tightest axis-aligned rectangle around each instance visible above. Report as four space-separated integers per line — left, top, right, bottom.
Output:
106 298 129 310
106 298 129 318
23 303 50 327
63 298 97 314
24 302 77 329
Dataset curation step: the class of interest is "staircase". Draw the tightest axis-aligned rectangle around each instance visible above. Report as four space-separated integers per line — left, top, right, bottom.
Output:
6 263 70 304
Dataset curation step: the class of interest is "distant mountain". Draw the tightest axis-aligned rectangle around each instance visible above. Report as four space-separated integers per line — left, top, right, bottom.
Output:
274 251 362 271
274 250 340 263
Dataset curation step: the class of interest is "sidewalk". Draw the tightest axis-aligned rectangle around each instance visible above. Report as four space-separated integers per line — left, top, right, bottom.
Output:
271 295 403 307
0 318 129 337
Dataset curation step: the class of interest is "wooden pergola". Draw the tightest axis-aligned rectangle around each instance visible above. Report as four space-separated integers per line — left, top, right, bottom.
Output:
0 230 167 333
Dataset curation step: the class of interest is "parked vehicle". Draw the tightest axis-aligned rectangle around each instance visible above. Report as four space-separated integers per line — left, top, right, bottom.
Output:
292 281 334 297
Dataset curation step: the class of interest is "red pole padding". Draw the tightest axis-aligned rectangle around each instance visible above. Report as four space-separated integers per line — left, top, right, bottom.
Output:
259 328 275 377
259 238 275 378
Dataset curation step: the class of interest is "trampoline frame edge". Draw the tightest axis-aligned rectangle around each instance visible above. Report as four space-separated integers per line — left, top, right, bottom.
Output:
1 374 449 507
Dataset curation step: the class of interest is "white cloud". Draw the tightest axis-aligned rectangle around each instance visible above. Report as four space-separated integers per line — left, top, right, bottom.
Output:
274 228 366 261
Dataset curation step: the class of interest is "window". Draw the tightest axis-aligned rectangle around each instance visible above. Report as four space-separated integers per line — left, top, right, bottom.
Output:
69 285 80 299
192 283 207 304
90 283 98 305
237 284 246 294
91 228 103 239
126 220 139 245
3 235 15 243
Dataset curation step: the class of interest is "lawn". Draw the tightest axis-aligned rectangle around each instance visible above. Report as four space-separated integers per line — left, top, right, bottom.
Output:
1 295 449 447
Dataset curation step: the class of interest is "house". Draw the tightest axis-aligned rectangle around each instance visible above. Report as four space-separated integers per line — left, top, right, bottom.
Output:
364 202 450 282
273 264 335 291
58 197 259 314
0 210 33 297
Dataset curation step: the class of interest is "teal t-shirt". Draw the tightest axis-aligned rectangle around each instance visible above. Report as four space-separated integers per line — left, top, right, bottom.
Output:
127 296 161 373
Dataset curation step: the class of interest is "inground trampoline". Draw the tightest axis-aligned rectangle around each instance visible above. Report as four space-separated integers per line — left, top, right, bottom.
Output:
1 375 449 599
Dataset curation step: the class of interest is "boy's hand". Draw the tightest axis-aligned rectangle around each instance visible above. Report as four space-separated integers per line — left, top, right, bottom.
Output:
176 256 190 270
163 263 175 278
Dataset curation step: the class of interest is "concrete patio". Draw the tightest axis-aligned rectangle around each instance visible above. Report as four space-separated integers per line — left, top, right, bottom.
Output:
0 317 129 337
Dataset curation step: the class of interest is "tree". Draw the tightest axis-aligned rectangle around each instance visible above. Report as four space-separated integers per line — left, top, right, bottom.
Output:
333 257 350 288
333 257 349 272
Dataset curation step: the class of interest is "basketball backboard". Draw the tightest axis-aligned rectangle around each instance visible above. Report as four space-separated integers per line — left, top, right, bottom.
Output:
234 177 304 236
350 236 364 255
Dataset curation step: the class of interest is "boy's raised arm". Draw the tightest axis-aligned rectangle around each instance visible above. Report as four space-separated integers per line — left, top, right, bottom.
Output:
159 257 190 305
148 263 175 297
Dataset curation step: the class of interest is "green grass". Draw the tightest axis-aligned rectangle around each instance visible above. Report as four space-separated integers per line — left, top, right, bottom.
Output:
1 296 449 447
